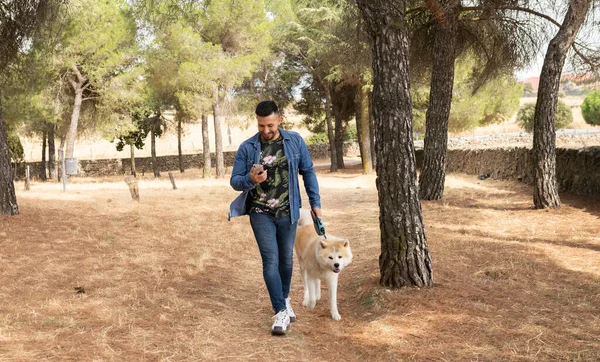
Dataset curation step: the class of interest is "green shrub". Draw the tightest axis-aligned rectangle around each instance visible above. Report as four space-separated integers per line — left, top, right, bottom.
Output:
581 90 600 126
305 132 329 145
305 125 357 145
446 54 523 132
412 108 426 133
517 100 573 133
8 131 24 163
344 124 357 141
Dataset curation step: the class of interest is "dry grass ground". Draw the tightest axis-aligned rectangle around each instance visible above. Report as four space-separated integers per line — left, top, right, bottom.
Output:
1 161 599 361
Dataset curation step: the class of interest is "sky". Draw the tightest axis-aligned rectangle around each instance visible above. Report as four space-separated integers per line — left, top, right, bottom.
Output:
512 2 600 81
515 55 544 80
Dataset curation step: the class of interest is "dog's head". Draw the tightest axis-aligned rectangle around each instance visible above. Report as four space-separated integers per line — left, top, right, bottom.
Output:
318 237 353 273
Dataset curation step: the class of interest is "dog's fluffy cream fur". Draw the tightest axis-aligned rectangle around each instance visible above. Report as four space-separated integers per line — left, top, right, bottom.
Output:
294 209 353 320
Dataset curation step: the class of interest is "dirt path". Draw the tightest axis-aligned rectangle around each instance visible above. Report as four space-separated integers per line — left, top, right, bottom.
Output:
1 165 599 361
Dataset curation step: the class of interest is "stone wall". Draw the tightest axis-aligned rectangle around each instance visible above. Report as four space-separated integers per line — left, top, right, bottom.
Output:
13 153 236 178
13 143 600 197
307 141 360 159
118 153 237 175
414 131 600 150
412 147 600 196
12 142 358 178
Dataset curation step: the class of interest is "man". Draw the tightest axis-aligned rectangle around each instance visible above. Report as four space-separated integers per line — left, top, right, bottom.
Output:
229 100 321 336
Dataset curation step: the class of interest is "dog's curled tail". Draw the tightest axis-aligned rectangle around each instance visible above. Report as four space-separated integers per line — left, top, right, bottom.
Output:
298 208 313 227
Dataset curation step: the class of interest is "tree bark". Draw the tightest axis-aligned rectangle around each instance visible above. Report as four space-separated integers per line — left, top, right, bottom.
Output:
533 0 591 209
419 0 458 200
124 176 139 201
0 98 19 215
41 126 47 181
57 136 65 182
66 65 88 159
130 143 136 178
177 115 184 173
66 86 83 159
355 90 363 160
368 92 376 168
358 83 372 174
48 122 56 179
202 114 211 178
151 124 160 177
323 83 337 172
333 89 347 170
213 89 225 178
358 0 433 288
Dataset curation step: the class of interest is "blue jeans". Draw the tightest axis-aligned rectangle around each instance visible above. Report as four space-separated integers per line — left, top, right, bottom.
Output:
250 212 297 314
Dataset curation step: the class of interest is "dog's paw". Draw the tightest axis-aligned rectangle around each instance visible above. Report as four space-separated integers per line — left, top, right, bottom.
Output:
307 299 316 310
316 290 321 301
331 312 341 321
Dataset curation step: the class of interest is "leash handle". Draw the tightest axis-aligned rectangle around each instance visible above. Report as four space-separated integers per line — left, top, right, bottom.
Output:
312 215 326 238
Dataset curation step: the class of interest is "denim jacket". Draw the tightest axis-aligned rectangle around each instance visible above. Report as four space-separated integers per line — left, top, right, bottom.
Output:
229 128 320 224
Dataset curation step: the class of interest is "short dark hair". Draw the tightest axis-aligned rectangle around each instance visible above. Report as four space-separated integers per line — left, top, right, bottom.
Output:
255 100 279 117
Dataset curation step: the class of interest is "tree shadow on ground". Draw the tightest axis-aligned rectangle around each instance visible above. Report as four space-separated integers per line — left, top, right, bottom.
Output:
340 212 600 361
560 192 600 219
4 171 598 361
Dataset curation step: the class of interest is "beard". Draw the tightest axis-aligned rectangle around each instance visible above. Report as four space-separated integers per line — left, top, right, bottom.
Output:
261 130 279 141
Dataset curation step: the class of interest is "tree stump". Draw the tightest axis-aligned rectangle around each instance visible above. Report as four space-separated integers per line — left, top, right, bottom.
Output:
124 176 139 201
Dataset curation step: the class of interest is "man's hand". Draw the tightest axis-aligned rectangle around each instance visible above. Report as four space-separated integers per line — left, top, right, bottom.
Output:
310 207 322 219
250 164 267 184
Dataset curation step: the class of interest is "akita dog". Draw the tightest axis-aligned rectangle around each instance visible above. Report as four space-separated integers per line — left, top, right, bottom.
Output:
294 209 353 320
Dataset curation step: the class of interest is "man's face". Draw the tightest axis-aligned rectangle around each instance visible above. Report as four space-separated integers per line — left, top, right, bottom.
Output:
257 113 281 141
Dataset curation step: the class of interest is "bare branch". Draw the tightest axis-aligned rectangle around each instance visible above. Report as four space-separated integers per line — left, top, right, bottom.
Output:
458 5 599 73
459 6 562 28
70 63 86 84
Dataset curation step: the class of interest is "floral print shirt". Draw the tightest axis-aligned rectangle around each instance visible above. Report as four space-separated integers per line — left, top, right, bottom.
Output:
247 135 290 217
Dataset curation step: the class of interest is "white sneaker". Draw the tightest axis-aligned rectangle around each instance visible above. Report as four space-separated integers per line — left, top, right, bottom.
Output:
271 309 290 335
286 297 296 322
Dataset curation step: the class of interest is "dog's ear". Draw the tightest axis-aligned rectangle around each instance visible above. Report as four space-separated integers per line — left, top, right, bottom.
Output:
320 240 328 248
343 239 350 247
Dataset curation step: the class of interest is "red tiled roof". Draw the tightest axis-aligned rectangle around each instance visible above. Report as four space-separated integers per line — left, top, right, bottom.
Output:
521 77 540 91
561 73 594 82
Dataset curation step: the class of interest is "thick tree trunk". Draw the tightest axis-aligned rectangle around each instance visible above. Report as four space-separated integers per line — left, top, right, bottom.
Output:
213 90 225 178
66 86 83 159
130 144 136 178
323 84 337 172
533 0 591 209
358 0 433 288
0 99 19 215
66 65 87 159
177 115 184 173
368 92 376 168
419 0 458 200
48 123 56 179
57 136 65 182
202 114 211 178
357 83 373 174
355 91 363 160
333 91 347 170
151 126 160 177
41 127 47 181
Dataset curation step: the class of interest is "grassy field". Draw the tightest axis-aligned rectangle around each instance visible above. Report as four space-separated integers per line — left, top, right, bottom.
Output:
1 162 599 361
